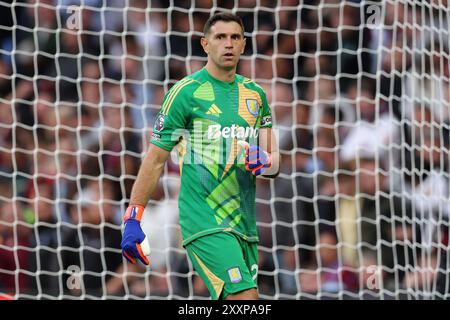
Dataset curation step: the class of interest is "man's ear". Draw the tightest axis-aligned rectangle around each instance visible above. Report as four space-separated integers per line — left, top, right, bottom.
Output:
241 37 246 54
201 37 209 54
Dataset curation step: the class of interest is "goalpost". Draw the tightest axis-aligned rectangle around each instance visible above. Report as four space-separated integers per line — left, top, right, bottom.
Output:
1 0 450 300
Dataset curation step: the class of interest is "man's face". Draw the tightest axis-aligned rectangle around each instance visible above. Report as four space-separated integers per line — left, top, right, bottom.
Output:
201 21 246 70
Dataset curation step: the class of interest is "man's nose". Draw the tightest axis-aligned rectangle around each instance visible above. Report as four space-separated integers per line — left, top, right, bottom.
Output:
225 37 233 47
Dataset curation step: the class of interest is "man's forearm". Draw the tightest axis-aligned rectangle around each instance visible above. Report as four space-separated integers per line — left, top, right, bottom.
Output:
129 145 170 206
259 127 279 178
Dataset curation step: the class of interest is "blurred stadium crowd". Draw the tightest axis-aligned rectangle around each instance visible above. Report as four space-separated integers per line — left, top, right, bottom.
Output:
1 0 450 299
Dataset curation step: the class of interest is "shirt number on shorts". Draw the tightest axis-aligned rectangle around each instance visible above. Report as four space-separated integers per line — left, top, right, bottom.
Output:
251 264 258 281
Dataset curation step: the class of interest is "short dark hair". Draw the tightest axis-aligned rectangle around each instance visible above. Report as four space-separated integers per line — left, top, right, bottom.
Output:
203 12 245 36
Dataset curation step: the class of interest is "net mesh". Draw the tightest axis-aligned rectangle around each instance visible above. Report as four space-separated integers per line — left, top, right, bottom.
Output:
0 0 450 300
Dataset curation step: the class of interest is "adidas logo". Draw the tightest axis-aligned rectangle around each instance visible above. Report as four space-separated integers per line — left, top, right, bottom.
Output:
205 104 222 115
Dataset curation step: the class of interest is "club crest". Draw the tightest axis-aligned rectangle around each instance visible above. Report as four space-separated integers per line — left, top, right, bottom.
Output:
246 99 259 117
227 267 242 283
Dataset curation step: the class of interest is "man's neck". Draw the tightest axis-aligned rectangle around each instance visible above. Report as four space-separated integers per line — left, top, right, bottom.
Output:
205 62 236 83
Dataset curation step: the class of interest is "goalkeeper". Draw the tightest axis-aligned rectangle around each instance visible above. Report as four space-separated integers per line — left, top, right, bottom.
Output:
121 12 279 300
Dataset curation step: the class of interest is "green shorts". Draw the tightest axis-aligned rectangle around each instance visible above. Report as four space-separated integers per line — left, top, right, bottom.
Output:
185 231 258 300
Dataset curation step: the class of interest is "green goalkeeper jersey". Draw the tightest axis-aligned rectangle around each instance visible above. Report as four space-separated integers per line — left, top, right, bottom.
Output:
150 68 272 246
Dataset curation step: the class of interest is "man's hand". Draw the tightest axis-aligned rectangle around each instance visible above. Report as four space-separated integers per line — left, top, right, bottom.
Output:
238 141 272 176
121 205 150 265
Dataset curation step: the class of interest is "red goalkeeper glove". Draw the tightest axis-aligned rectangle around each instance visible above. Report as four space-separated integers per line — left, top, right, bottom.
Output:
239 141 272 176
121 205 150 265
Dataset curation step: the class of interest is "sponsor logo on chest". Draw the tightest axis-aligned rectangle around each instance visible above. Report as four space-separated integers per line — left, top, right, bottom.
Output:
207 124 259 139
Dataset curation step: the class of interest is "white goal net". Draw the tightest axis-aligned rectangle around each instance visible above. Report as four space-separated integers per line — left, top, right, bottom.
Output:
1 0 450 300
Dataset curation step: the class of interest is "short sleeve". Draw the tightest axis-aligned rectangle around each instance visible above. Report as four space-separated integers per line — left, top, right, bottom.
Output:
150 81 192 151
259 90 272 128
